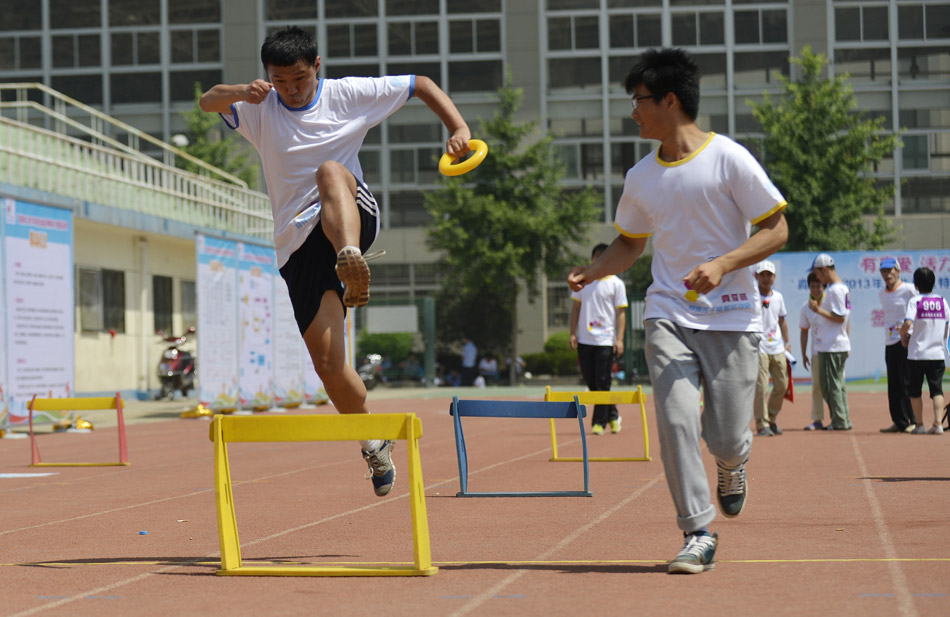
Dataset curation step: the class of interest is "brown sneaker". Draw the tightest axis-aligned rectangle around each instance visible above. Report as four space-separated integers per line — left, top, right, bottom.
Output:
335 246 371 307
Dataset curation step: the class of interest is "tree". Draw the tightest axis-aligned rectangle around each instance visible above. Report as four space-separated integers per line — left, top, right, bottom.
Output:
749 47 898 251
177 84 259 189
425 75 602 382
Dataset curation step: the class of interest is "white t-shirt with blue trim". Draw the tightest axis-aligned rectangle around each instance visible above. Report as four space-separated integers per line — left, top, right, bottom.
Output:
221 75 415 267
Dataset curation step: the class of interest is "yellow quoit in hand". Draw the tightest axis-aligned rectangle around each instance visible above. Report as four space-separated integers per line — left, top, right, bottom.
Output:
439 139 488 176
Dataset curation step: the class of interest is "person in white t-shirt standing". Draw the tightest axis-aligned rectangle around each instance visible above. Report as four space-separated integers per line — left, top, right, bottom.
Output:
568 49 788 574
199 26 472 498
899 267 949 435
799 271 827 430
752 260 790 437
878 257 918 433
570 243 629 435
809 253 852 430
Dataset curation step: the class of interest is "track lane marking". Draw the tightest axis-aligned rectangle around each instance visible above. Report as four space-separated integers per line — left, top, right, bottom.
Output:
446 473 665 617
850 435 918 617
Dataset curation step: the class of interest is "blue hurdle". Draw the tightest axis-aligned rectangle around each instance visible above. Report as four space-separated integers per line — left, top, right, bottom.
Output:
449 397 592 497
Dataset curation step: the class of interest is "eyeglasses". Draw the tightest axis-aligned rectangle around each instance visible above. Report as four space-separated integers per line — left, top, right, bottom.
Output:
631 94 654 110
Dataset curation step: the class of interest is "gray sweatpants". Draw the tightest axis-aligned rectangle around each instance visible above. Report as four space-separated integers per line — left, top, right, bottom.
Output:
644 319 759 533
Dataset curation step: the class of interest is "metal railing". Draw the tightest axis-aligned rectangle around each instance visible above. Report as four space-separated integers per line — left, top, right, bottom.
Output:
0 83 272 241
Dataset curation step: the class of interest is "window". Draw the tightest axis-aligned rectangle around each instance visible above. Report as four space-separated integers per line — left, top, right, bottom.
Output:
153 275 173 335
608 13 662 49
79 268 125 333
548 15 600 50
266 0 314 21
672 11 725 46
103 270 126 333
903 135 930 171
548 57 602 93
111 73 162 103
50 0 100 29
834 48 892 83
835 5 889 42
79 269 103 332
388 21 439 56
171 29 220 63
449 19 501 54
326 0 378 18
168 0 221 24
52 34 101 68
388 190 432 228
170 69 222 101
51 74 104 105
109 0 161 26
735 9 787 45
327 24 378 58
386 0 439 16
448 60 503 92
0 3 41 31
547 286 572 328
111 31 160 65
181 280 196 331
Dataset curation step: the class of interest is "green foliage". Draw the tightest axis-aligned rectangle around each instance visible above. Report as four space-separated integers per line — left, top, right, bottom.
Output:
523 332 579 376
177 83 259 189
425 73 602 355
748 47 898 251
544 331 573 354
356 332 415 363
434 282 511 359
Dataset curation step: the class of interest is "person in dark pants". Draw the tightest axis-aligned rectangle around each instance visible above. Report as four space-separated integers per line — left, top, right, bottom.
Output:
569 244 628 435
878 257 917 432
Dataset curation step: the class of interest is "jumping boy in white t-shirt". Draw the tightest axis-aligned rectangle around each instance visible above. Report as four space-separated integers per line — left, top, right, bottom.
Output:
900 267 949 435
200 26 471 497
568 48 787 574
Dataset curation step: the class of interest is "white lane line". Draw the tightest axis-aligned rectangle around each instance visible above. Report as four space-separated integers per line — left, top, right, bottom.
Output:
446 473 665 617
850 435 918 617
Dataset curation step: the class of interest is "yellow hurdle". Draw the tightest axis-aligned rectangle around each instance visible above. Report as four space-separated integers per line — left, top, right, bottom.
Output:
544 386 651 462
29 394 129 467
210 413 436 577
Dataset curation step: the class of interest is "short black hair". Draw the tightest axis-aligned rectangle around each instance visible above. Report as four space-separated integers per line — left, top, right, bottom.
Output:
624 48 700 121
592 243 609 258
806 271 822 285
261 26 317 70
914 267 936 294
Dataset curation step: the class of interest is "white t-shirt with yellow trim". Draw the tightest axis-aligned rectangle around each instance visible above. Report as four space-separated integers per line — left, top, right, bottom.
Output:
571 275 629 347
614 133 786 332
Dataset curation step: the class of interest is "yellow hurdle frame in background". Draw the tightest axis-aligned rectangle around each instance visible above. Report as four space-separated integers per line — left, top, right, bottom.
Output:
210 413 437 577
544 386 651 462
29 394 129 467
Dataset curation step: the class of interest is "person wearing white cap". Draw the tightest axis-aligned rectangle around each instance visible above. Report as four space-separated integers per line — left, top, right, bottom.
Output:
753 260 789 436
569 49 788 575
878 257 917 432
809 253 852 430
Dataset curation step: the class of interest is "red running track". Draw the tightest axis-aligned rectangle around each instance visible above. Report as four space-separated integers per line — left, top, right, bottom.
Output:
1 390 948 617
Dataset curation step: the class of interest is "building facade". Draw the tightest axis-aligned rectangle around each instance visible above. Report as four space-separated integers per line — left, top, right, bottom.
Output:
2 0 948 358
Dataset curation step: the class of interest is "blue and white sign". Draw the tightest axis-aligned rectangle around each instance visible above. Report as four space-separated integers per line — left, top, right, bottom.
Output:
769 250 950 381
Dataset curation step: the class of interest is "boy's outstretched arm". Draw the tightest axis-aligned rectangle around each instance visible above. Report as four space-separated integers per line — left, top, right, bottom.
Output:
199 79 273 114
412 76 471 158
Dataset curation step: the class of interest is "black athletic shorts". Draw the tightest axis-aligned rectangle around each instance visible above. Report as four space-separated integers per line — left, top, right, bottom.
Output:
907 359 945 398
279 183 379 335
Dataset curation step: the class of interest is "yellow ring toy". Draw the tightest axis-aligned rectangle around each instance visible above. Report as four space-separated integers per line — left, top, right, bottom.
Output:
439 139 489 176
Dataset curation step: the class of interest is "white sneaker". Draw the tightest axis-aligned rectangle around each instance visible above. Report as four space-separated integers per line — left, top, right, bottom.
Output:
927 425 944 435
911 425 927 434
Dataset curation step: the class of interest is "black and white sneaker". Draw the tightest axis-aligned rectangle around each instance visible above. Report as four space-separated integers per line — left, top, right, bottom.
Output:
669 532 718 574
716 459 748 518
